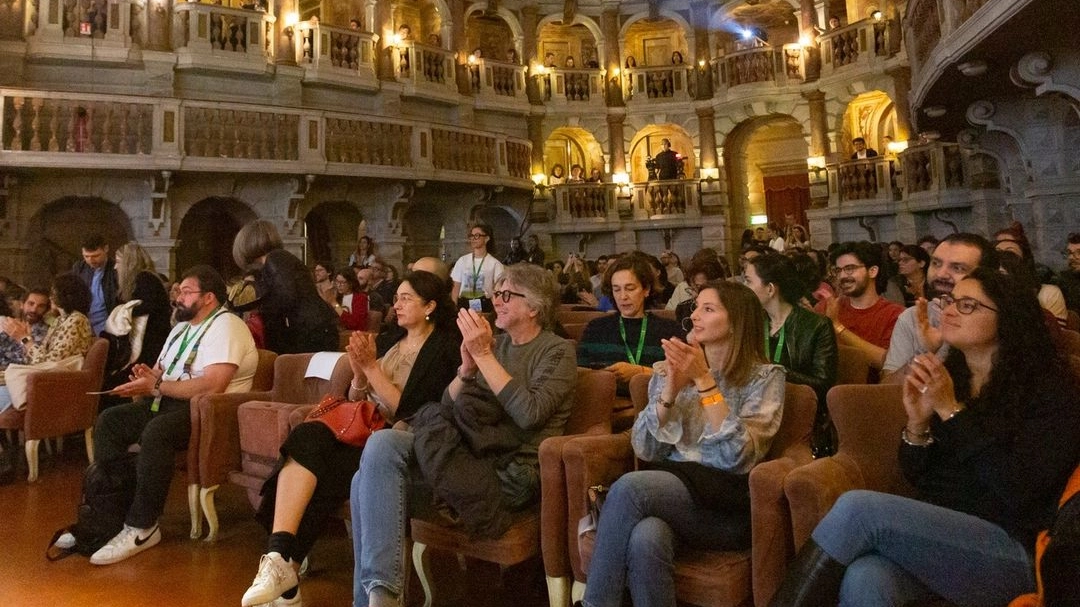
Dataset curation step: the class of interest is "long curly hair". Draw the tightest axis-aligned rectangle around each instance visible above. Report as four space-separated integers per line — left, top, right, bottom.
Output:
944 268 1076 425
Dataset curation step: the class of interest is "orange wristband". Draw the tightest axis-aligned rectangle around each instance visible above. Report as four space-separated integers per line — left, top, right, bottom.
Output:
699 392 725 407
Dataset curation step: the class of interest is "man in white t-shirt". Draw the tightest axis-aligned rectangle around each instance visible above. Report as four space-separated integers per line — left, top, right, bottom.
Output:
85 265 258 565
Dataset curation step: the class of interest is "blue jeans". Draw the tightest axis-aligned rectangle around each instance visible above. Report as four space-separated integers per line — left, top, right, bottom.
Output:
813 490 1035 607
350 429 434 607
581 470 750 607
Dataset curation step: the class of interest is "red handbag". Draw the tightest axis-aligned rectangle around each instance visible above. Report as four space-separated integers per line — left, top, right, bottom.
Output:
305 395 386 448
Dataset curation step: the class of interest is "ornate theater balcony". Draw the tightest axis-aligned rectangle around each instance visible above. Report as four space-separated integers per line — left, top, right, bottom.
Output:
172 2 275 74
24 0 141 62
817 16 896 79
393 40 458 104
623 65 695 105
710 43 806 99
548 179 701 229
468 58 530 114
292 22 379 92
0 88 532 189
535 67 606 110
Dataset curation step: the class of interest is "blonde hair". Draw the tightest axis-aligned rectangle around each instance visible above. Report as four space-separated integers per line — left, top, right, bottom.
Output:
115 241 157 301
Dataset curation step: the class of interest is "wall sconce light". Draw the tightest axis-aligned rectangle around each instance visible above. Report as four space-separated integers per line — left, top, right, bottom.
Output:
798 34 813 48
699 167 720 182
750 214 769 226
870 9 883 20
697 59 706 69
532 172 549 197
612 172 631 196
283 11 298 38
390 32 402 47
886 140 908 155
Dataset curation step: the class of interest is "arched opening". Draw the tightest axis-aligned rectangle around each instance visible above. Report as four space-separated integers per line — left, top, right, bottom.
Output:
537 21 598 68
543 126 605 180
393 0 446 43
175 197 257 280
839 90 899 157
465 10 515 61
472 205 518 260
401 202 445 263
723 115 810 247
25 197 132 281
621 17 689 67
305 200 363 270
627 126 696 183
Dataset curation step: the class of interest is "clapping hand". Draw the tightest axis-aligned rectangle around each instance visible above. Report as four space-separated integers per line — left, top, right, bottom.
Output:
902 353 958 428
457 308 494 362
661 337 709 393
346 331 378 375
914 298 943 353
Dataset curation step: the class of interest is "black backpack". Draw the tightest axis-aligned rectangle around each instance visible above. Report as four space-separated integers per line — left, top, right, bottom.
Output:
47 453 138 560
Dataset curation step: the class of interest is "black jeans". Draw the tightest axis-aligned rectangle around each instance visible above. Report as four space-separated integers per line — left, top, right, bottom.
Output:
94 397 190 529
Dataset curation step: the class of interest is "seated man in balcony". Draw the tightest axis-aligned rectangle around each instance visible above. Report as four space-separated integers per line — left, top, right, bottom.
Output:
850 137 879 159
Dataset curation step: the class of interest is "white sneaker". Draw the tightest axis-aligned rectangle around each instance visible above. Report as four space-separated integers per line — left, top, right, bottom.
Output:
89 524 161 565
53 532 77 550
268 588 302 606
241 552 299 606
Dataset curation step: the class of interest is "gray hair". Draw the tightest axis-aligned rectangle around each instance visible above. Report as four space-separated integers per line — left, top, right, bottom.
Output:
497 262 558 330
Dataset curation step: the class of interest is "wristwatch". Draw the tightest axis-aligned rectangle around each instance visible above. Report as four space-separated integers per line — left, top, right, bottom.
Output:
152 375 164 398
20 336 31 345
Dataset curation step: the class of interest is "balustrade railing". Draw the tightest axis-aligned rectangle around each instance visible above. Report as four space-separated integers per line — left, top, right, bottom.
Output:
325 116 412 166
430 128 496 174
1 88 530 183
819 18 891 75
541 68 604 103
294 22 376 76
469 59 525 97
634 180 699 218
172 2 274 61
24 0 140 52
902 142 968 194
396 41 454 87
833 156 900 203
2 93 153 153
906 0 941 73
553 183 616 221
624 65 692 102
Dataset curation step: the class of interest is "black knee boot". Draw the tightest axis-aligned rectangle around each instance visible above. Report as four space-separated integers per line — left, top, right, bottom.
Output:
768 539 845 607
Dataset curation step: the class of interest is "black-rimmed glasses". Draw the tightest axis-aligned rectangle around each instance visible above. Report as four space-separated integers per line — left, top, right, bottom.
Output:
492 289 527 303
939 294 998 315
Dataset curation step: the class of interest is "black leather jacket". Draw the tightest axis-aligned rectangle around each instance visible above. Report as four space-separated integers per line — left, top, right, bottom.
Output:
779 305 838 406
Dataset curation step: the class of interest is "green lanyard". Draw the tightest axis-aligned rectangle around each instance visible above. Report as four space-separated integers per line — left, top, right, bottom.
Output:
151 306 225 412
618 315 649 366
764 320 786 364
471 254 486 293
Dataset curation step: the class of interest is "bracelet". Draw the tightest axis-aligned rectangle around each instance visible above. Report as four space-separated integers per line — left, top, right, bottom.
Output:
349 380 364 392
457 367 477 382
657 397 674 408
699 392 725 407
696 383 719 394
901 427 935 447
834 323 847 336
944 407 962 421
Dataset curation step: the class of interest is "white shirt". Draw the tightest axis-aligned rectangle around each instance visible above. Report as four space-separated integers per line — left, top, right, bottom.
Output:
451 253 505 299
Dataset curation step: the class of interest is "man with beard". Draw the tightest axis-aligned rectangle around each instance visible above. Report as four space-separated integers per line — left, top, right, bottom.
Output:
77 265 258 565
815 241 903 375
0 288 50 367
1058 233 1080 313
881 233 998 381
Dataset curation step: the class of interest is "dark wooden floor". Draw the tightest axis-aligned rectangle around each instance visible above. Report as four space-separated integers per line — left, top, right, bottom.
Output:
0 442 551 607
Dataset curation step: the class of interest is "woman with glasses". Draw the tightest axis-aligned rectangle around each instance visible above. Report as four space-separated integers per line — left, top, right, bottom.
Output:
330 270 369 331
886 244 930 307
450 222 505 313
233 220 339 354
578 253 681 391
350 263 577 607
744 252 838 456
773 268 1080 607
241 271 461 607
579 281 785 607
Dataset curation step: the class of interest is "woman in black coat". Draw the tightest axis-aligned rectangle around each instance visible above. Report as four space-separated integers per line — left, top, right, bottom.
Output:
232 220 339 354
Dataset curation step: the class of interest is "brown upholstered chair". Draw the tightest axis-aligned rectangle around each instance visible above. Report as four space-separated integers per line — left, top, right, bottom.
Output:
187 351 350 540
410 367 617 607
0 337 109 481
782 383 911 552
567 382 817 607
185 348 276 539
1058 328 1080 359
835 344 873 385
1066 309 1080 332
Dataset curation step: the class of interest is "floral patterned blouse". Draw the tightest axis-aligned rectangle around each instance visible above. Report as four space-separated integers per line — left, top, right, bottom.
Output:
27 311 93 364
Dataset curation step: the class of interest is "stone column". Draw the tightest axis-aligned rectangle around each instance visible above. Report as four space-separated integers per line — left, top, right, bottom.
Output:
521 3 539 65
800 0 821 81
886 65 914 142
690 0 712 98
273 0 297 66
804 89 829 157
606 112 626 174
145 0 171 51
600 2 622 106
374 0 395 80
696 106 718 171
528 114 545 176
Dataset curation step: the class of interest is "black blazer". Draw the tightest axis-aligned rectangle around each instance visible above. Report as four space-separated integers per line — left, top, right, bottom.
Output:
394 327 462 421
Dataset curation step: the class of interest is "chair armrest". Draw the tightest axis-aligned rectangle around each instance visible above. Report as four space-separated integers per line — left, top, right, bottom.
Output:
288 404 317 428
783 454 865 551
562 432 635 581
24 370 99 439
192 390 274 488
749 453 811 607
538 434 578 580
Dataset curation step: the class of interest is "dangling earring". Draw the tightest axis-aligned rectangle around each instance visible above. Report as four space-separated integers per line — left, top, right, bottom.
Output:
425 313 431 322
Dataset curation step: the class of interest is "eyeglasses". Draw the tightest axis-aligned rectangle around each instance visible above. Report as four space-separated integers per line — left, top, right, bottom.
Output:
1062 249 1080 259
333 278 349 285
468 233 487 240
492 289 527 303
393 293 424 305
897 256 916 264
939 294 998 315
178 289 204 297
832 264 866 276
